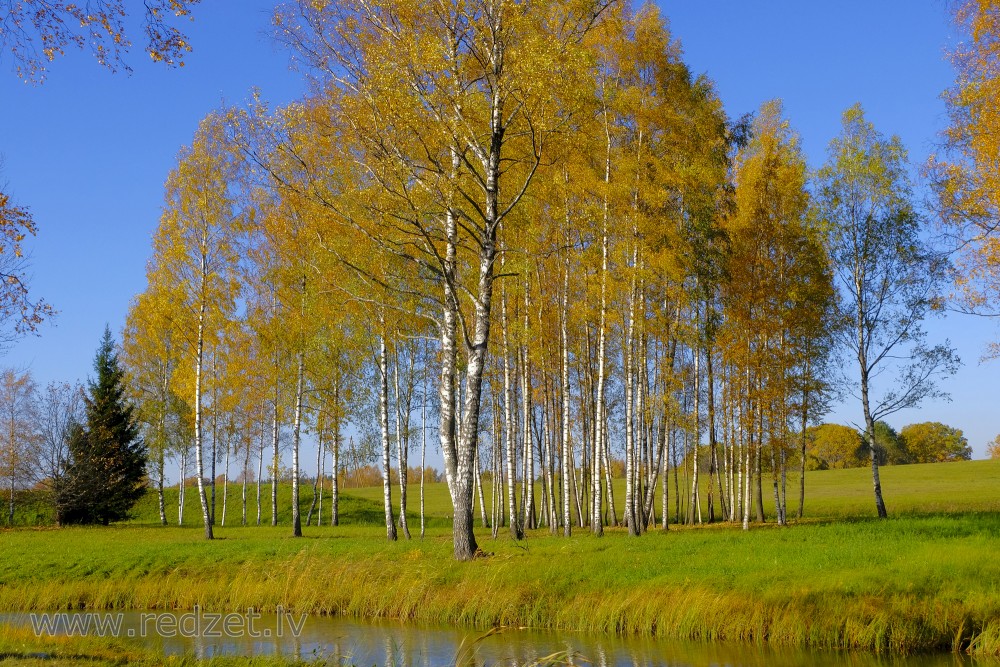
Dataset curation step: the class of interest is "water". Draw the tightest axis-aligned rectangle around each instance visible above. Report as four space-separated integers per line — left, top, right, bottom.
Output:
0 610 984 666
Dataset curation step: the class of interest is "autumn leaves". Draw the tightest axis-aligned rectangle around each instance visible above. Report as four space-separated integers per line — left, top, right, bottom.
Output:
120 0 988 559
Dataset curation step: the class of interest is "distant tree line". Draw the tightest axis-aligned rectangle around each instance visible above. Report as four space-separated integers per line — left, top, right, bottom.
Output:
805 422 973 470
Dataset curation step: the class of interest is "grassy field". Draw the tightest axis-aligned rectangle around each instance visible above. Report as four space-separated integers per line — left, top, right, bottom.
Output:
1 460 999 659
120 456 1000 528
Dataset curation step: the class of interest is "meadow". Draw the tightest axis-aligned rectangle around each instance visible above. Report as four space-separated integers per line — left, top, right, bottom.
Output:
1 459 999 659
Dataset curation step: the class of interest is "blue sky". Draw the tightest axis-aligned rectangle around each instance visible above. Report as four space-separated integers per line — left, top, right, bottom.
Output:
2 0 998 458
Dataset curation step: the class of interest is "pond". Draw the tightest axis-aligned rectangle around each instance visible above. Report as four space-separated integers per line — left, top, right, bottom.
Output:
0 610 985 666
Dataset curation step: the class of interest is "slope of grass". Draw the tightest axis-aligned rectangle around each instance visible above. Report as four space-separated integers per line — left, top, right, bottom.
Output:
2 459 999 657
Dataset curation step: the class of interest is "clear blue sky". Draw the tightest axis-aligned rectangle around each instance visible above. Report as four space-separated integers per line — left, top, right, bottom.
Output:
1 0 997 457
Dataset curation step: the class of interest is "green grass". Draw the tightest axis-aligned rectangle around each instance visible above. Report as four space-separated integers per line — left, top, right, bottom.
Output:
2 460 1000 658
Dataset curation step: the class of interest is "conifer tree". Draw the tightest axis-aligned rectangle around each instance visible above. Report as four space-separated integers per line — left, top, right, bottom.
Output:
56 327 145 525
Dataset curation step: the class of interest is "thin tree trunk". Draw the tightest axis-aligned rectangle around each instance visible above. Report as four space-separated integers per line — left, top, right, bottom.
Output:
178 447 186 526
474 445 489 528
241 433 249 527
742 410 752 531
624 257 639 536
521 336 535 531
770 428 782 525
661 420 670 530
157 367 168 526
491 394 501 538
780 448 788 526
500 257 522 539
798 383 809 519
862 372 888 518
221 430 230 527
270 391 279 527
307 430 322 526
194 253 213 540
755 400 765 523
377 327 397 541
394 344 412 539
291 348 304 538
256 410 264 527
602 401 618 526
560 240 572 537
420 374 427 539
7 418 14 525
689 343 701 525
318 431 325 526
593 93 612 536
157 448 167 526
332 413 340 526
543 376 557 533
209 349 216 527
706 341 718 523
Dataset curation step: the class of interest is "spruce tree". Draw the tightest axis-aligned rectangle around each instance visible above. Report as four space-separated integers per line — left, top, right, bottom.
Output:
56 327 146 525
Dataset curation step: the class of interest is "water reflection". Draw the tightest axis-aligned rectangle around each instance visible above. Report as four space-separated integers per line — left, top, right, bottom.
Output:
0 611 985 666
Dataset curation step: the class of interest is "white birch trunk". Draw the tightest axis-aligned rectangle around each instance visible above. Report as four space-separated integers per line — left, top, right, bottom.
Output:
332 413 340 527
500 256 522 539
177 447 186 526
560 246 572 537
221 431 230 527
291 348 304 537
317 432 325 526
393 345 411 539
377 327 397 541
690 343 702 525
624 252 639 536
270 393 279 527
308 429 322 526
256 408 264 527
194 250 213 540
420 375 427 539
521 279 535 530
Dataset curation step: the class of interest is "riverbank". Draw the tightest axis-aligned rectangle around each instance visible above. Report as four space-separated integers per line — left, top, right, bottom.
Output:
2 514 999 657
2 460 999 658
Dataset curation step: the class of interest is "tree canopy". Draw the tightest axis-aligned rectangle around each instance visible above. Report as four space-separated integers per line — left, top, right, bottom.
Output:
1 0 200 81
900 422 972 463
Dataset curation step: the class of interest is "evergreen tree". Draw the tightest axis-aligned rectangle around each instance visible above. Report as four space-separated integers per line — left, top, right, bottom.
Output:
56 327 146 525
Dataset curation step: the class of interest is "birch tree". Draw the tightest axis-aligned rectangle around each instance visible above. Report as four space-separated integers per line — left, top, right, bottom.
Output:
817 104 958 519
930 0 1000 357
275 0 610 560
722 100 835 527
122 289 183 526
149 112 242 540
